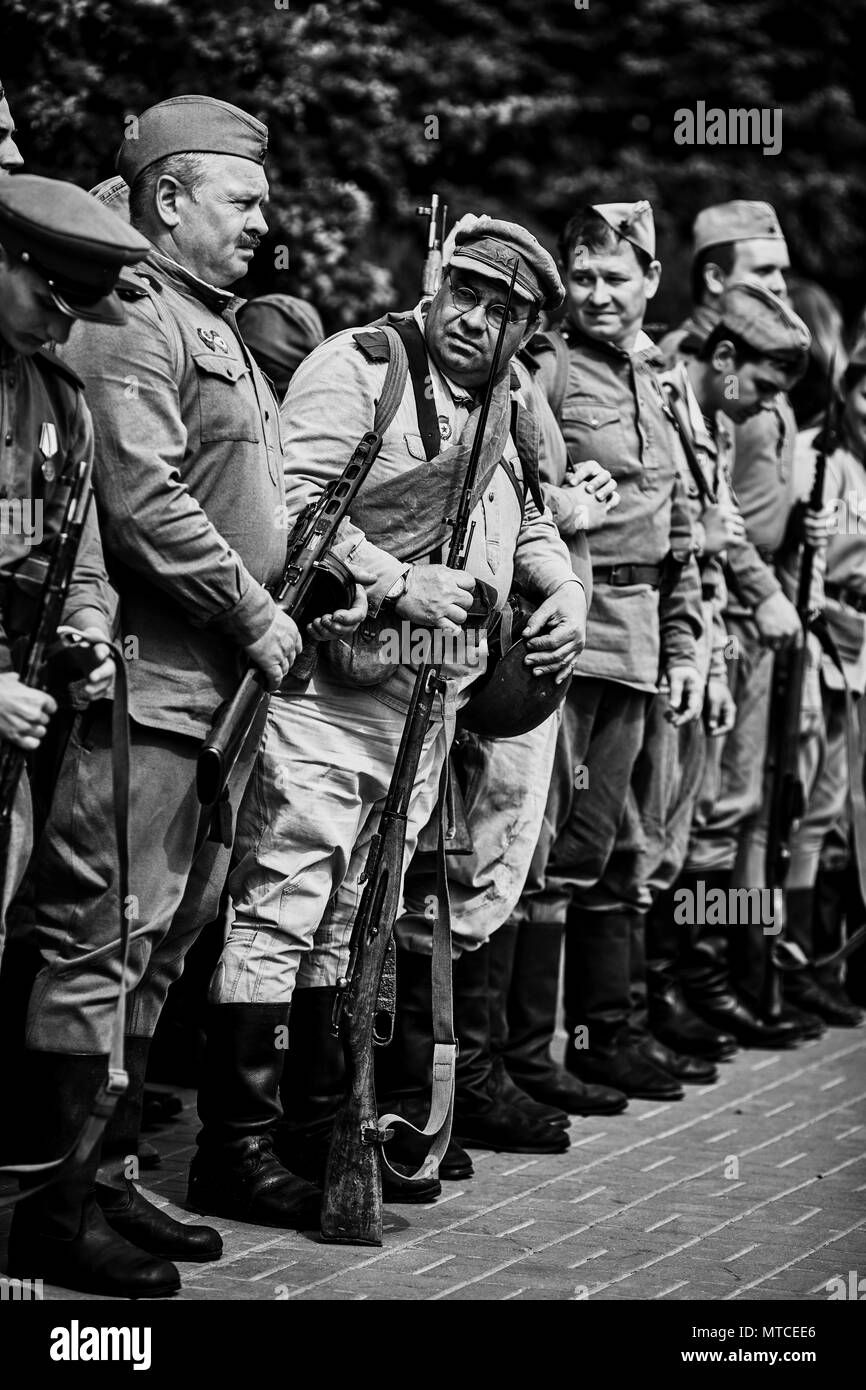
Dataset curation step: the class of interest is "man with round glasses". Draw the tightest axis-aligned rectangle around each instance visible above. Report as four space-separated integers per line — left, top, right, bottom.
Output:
190 216 588 1219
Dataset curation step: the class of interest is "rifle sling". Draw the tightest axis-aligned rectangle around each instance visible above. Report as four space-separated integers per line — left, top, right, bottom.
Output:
0 642 132 1205
663 381 717 505
391 318 441 462
378 752 457 1185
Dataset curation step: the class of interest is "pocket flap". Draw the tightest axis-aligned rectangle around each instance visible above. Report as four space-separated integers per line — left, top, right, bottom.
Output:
192 352 249 384
560 405 621 430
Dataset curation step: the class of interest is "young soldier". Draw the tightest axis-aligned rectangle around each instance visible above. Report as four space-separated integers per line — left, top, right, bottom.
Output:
640 283 813 1060
660 203 828 1045
740 342 866 1027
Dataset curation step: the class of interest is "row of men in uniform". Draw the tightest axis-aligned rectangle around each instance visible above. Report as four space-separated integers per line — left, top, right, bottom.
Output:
0 82 863 1301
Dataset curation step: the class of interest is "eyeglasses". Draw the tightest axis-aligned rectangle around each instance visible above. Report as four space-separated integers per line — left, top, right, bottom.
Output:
447 279 534 329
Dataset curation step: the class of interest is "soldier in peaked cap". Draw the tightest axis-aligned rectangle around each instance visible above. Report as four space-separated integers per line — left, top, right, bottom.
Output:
0 175 149 961
659 203 834 1047
191 214 585 1205
8 98 367 1300
509 199 710 1105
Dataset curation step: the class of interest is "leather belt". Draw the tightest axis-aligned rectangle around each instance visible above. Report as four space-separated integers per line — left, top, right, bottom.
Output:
825 581 866 614
592 563 663 588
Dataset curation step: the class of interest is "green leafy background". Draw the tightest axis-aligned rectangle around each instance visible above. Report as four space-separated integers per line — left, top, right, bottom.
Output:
3 0 864 333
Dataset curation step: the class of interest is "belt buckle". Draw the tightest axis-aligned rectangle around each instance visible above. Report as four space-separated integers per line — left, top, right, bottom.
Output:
608 565 622 586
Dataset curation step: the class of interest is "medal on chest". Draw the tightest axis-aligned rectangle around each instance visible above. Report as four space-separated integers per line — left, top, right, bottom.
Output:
39 421 59 481
197 327 230 354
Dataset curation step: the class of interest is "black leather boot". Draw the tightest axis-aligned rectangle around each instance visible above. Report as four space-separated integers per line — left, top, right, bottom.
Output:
97 1034 222 1261
564 909 684 1101
452 944 569 1153
188 1004 321 1229
374 948 474 1182
783 888 864 1027
488 922 570 1128
636 1035 718 1084
275 986 441 1202
678 869 806 1048
646 889 738 1060
498 921 627 1116
8 1051 180 1298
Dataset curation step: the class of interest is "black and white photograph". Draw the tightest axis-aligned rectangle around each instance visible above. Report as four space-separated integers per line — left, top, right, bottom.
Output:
0 0 864 1349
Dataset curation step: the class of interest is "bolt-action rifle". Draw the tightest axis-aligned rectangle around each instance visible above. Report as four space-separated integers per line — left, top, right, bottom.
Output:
0 459 92 856
196 433 384 819
763 361 836 1018
320 260 519 1247
415 194 448 298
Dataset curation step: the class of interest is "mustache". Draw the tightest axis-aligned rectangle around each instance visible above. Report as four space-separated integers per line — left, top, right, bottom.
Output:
238 234 261 250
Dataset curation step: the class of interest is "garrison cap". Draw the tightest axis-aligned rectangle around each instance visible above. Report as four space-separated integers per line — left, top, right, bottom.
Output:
0 174 150 324
450 216 564 310
693 200 785 257
592 200 656 259
116 95 268 184
90 175 132 223
237 294 324 379
717 280 811 365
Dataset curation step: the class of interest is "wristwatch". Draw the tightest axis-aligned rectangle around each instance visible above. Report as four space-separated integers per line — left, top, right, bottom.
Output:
381 565 413 612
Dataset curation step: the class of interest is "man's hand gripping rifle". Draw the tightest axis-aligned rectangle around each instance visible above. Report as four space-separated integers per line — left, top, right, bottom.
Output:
320 260 519 1247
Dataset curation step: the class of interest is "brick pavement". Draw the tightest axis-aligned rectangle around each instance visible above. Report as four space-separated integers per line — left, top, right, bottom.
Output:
2 1027 864 1301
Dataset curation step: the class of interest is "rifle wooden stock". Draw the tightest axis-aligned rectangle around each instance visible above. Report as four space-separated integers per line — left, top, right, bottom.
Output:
0 460 92 853
321 263 519 1246
196 430 385 809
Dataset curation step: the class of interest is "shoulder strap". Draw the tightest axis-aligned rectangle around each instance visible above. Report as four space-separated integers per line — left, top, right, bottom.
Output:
391 318 441 460
371 326 408 437
547 331 571 424
133 273 184 378
663 380 717 505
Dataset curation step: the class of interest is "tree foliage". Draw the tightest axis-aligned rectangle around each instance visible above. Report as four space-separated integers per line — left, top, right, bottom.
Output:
2 0 865 332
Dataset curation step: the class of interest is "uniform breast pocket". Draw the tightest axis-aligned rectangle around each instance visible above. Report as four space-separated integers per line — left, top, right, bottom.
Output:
192 352 260 444
560 403 627 475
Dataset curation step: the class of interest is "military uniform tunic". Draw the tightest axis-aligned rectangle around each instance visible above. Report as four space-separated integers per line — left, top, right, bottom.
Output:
22 251 289 1051
0 342 113 964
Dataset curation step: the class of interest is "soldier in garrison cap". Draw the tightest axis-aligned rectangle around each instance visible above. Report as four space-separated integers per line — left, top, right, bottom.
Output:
193 213 586 1197
0 80 24 175
9 97 367 1300
736 341 866 1031
637 285 812 1068
0 174 148 962
659 204 836 1049
507 200 711 1106
236 293 325 397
